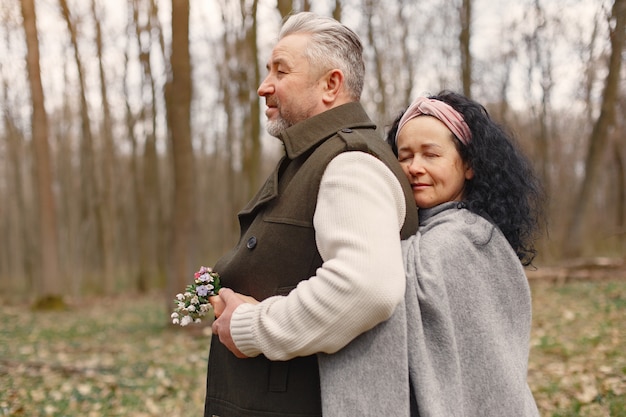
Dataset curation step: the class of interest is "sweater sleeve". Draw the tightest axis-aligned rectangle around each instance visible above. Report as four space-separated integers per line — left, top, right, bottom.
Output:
229 151 407 360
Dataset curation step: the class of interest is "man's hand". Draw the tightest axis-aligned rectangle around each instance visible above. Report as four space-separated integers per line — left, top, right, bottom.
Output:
210 288 258 358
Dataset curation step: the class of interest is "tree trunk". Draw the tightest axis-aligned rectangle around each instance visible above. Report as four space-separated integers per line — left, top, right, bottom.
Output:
217 3 240 251
332 0 341 21
563 0 625 257
166 0 194 313
364 0 387 120
59 0 106 289
149 0 170 281
613 137 625 254
2 87 35 294
20 0 62 308
459 0 472 98
92 0 117 293
243 0 262 196
277 0 293 18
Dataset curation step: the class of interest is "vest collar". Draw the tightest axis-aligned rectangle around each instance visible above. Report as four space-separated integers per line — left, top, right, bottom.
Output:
278 102 376 159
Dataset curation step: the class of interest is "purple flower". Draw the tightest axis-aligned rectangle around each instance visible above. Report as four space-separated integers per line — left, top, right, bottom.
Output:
196 285 209 297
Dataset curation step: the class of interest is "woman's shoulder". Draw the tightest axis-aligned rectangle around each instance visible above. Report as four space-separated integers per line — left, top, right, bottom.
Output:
419 204 496 248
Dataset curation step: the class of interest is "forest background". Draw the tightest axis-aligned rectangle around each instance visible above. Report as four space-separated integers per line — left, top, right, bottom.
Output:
0 0 624 308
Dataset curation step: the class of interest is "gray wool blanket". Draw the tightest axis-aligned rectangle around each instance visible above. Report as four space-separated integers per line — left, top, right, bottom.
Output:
318 203 540 417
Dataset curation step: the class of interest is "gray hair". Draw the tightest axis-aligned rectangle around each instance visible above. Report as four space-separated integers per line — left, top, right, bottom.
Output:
279 12 365 101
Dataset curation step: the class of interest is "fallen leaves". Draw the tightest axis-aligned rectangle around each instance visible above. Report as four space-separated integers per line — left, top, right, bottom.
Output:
528 279 626 416
0 293 210 416
1 279 625 416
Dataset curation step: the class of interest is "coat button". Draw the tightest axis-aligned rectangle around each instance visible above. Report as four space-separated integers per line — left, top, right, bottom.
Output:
246 236 257 249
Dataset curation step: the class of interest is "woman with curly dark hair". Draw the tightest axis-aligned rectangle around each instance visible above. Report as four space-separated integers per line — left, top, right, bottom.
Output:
318 91 543 417
386 90 543 266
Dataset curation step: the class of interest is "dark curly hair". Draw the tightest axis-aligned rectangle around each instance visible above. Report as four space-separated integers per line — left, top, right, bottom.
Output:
386 90 544 266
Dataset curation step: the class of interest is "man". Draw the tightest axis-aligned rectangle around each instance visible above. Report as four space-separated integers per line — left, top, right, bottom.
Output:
204 11 418 417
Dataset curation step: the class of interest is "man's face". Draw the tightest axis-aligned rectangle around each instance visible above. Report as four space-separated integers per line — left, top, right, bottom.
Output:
257 33 327 137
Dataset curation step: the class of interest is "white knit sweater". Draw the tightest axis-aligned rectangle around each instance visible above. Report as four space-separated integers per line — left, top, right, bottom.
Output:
230 151 407 360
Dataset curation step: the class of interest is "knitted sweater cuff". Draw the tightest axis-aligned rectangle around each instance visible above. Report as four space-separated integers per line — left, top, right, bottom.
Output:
230 303 262 357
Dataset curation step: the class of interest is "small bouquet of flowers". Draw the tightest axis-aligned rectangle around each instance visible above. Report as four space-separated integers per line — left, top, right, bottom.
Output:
171 266 221 326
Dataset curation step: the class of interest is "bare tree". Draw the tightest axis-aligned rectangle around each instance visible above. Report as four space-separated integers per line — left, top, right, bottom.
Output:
20 0 62 307
563 0 625 257
59 0 108 290
166 0 195 310
364 0 387 119
277 0 293 18
2 80 35 294
217 0 262 201
523 0 554 202
331 0 341 21
91 0 117 292
459 0 472 97
242 0 262 196
123 0 167 292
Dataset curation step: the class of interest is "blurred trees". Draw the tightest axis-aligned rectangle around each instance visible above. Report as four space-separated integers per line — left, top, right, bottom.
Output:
564 0 625 257
0 0 623 302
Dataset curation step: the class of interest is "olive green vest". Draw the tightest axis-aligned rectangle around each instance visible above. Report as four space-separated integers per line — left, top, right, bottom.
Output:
204 103 418 417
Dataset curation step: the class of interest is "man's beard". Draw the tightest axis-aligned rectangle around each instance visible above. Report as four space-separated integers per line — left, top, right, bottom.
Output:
266 117 290 137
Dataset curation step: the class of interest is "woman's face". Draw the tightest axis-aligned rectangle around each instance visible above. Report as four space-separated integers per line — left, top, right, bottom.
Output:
397 115 473 209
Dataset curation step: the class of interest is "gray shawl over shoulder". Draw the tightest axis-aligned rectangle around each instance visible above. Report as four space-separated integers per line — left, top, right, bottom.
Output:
318 202 540 416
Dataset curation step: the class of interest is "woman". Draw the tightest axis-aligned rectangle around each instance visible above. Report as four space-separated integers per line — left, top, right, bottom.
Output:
392 90 543 415
318 91 543 416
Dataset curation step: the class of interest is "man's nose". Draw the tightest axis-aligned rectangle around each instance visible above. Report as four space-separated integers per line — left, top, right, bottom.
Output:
257 76 273 97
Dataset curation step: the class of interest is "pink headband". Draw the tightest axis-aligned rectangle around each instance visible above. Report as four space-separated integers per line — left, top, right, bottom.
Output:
395 97 472 146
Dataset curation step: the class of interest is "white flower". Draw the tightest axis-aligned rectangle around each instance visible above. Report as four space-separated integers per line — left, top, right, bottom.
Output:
180 316 193 326
171 312 179 318
191 296 199 305
187 304 196 312
176 293 184 301
172 318 180 325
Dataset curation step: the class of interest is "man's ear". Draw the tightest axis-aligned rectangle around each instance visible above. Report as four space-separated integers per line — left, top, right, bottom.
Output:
321 69 344 104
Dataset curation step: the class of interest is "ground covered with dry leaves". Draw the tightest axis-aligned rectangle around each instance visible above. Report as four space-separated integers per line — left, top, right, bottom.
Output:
1 279 625 416
1 294 210 416
528 279 626 416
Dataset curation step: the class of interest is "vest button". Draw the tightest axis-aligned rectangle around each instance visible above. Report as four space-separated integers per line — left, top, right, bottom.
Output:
246 236 257 249
341 128 353 133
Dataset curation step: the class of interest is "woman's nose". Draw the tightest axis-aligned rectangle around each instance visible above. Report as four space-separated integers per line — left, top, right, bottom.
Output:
408 158 424 175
